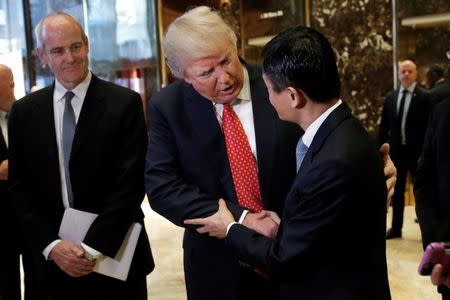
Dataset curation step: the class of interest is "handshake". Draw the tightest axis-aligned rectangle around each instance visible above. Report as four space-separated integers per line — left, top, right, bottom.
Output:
184 199 280 240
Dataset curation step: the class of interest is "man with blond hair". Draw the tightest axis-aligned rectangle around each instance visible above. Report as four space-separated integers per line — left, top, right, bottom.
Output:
146 6 397 300
379 59 432 239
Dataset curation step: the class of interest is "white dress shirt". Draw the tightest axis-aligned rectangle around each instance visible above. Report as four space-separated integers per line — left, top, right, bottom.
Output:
213 67 255 225
43 72 100 259
213 66 257 159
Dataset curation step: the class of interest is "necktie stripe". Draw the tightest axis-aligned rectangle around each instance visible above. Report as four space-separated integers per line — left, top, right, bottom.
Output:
63 91 76 207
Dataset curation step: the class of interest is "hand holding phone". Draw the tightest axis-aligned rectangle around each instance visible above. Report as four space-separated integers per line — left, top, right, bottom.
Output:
418 242 450 276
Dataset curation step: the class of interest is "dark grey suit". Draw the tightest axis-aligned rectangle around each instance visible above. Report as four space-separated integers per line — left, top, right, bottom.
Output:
227 102 391 299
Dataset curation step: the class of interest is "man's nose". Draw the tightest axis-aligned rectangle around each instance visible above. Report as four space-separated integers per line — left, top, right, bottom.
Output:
217 67 231 83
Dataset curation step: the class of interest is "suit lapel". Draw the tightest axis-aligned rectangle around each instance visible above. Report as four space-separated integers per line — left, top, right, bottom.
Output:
246 64 278 207
302 102 352 170
70 75 106 160
183 81 236 201
405 86 419 128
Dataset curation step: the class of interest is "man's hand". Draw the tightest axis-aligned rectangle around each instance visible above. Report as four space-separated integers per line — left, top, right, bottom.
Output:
431 264 450 288
243 210 279 239
48 240 96 277
0 159 8 180
184 199 234 239
379 143 397 209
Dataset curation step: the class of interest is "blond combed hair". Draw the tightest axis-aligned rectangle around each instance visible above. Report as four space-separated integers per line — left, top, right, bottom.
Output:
164 6 237 79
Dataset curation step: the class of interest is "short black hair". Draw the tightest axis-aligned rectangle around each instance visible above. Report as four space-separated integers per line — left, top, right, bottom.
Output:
427 64 444 78
262 26 341 103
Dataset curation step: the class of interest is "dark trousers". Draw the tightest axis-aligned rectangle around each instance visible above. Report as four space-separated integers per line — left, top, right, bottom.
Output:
0 248 21 300
28 261 147 300
0 219 22 300
439 285 450 300
391 145 417 232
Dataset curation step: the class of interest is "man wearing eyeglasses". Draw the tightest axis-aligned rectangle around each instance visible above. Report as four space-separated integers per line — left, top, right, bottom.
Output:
415 48 450 300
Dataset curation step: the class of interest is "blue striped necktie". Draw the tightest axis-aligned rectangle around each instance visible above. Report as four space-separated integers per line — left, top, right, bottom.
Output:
62 91 76 207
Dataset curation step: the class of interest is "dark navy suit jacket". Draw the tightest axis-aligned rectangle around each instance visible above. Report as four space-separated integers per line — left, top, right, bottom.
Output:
226 102 391 299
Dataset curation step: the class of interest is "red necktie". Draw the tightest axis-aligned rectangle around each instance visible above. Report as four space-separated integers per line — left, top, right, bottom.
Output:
222 104 263 212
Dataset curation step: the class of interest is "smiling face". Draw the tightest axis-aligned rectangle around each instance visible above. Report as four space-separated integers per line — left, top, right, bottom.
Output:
183 40 244 104
37 15 89 90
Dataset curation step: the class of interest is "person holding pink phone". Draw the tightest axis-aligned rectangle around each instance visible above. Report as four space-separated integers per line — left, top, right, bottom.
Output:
415 47 450 300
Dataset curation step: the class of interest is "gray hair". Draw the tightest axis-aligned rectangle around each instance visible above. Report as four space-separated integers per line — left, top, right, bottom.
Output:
164 6 237 79
35 11 88 50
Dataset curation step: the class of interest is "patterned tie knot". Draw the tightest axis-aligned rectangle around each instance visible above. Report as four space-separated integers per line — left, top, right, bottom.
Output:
64 91 75 103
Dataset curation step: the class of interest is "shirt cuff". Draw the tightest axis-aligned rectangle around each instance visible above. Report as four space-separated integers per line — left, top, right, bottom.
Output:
43 239 61 260
81 242 102 260
226 222 238 236
238 209 249 224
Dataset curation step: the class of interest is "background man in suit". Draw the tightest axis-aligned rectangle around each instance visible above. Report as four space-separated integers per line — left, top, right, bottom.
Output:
425 64 450 104
185 25 391 300
379 59 432 239
0 64 21 300
8 12 153 299
415 48 450 300
146 6 396 300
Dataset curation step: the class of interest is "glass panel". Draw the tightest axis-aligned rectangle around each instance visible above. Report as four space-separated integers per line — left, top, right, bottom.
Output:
29 0 84 88
241 0 307 64
28 0 160 112
0 0 27 98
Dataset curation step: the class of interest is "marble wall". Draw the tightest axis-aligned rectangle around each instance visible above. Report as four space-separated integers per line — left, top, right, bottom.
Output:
311 0 393 135
397 0 450 82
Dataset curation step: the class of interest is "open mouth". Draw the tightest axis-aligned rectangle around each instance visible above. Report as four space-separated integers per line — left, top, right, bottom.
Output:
222 85 234 94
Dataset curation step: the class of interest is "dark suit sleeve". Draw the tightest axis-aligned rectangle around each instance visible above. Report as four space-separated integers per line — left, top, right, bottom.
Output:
83 92 148 256
145 100 244 227
226 158 357 276
8 102 58 251
414 108 441 249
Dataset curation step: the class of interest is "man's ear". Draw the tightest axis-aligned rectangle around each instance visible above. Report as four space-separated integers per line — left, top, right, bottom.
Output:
36 48 48 67
286 87 306 109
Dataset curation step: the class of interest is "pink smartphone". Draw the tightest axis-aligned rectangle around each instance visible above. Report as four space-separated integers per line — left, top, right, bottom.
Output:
418 242 450 276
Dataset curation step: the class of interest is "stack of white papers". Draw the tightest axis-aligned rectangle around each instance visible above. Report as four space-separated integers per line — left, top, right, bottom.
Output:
58 208 141 281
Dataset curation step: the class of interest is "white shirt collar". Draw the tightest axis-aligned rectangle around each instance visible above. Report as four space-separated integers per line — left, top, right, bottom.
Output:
55 71 92 102
237 66 251 102
302 99 343 147
400 82 416 94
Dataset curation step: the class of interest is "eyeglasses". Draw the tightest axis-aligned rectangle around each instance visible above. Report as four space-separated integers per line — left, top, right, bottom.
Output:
447 51 450 60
